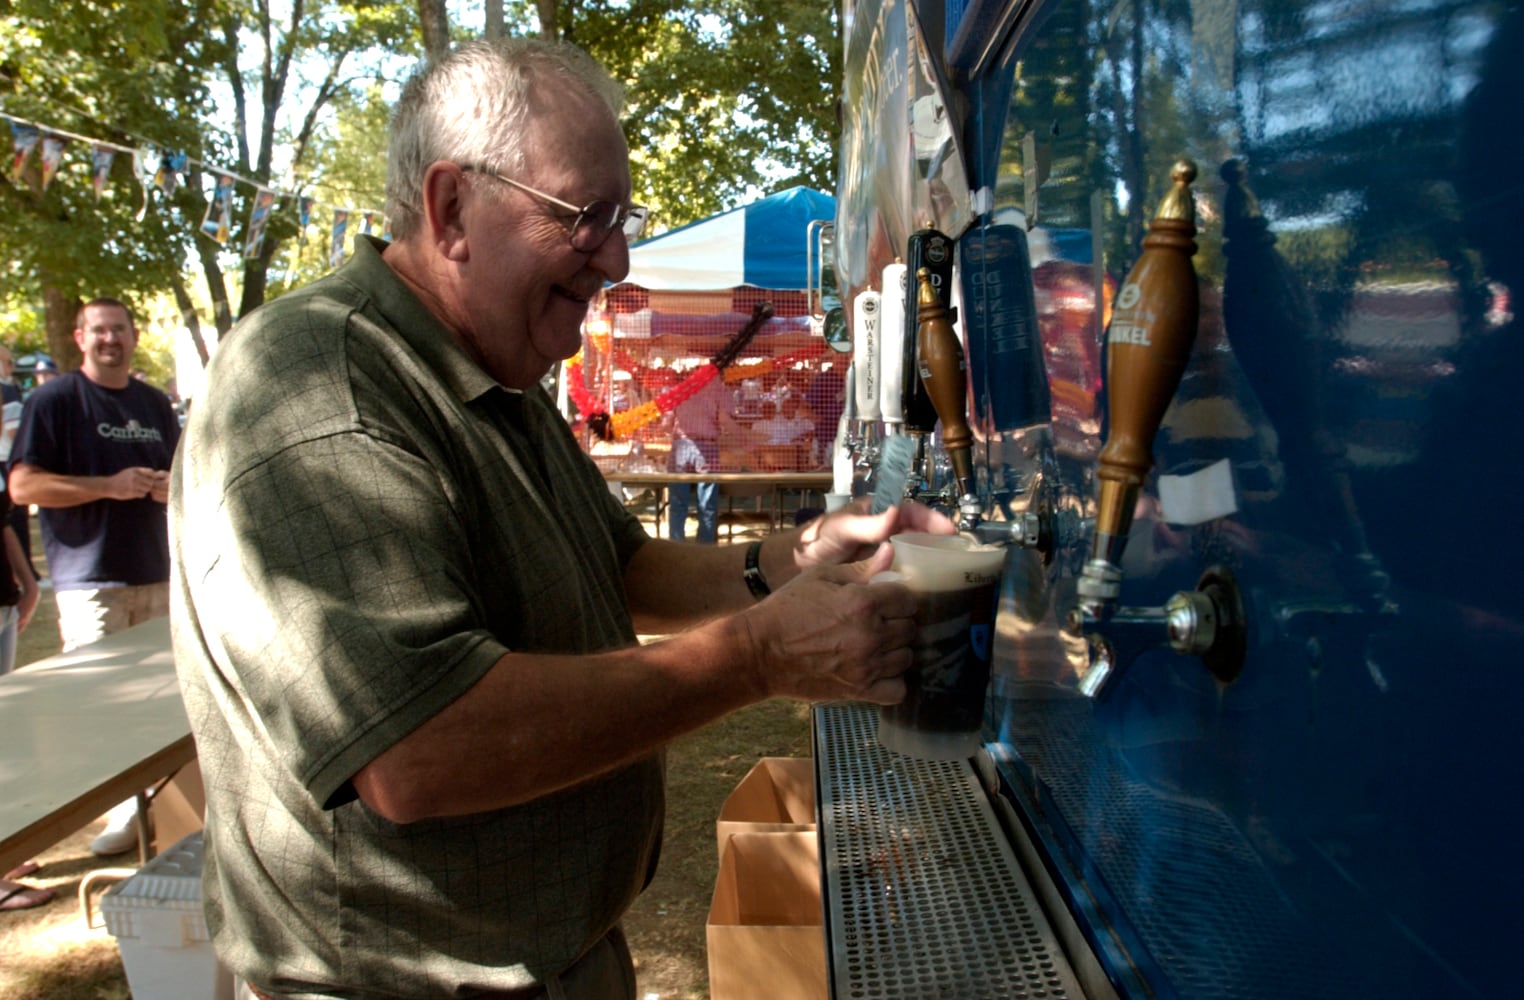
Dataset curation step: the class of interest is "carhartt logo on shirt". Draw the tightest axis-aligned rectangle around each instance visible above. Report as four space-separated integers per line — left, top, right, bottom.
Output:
97 420 165 444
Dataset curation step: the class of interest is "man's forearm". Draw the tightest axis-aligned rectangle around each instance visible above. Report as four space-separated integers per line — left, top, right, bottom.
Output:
352 616 768 823
622 531 802 634
8 465 113 508
9 463 164 507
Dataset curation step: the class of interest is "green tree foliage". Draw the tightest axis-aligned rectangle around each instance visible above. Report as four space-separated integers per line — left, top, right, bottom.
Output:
185 0 418 330
0 0 228 362
3 0 838 361
277 80 393 292
483 1 840 230
1 0 419 354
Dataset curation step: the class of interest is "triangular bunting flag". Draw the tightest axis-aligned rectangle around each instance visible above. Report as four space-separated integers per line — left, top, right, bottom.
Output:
330 209 350 268
243 187 277 259
91 145 116 200
10 122 39 182
201 172 236 244
154 151 188 197
39 135 67 191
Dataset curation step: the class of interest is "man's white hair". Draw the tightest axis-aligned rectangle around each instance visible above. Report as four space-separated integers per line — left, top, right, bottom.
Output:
385 38 624 241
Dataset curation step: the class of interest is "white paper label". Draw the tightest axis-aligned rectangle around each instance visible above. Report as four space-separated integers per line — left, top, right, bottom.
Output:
1157 458 1238 526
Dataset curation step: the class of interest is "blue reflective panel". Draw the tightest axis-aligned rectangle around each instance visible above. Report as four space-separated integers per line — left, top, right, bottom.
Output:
962 0 1523 996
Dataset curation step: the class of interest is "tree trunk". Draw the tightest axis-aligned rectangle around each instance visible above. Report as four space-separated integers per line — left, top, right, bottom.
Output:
40 280 80 372
536 0 558 40
171 276 212 367
238 235 283 320
485 0 504 40
420 0 451 61
181 171 236 337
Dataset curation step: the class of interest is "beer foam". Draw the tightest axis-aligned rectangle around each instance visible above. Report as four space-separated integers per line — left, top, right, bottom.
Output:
889 532 1005 591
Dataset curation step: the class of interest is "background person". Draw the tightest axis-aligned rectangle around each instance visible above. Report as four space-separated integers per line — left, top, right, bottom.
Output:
754 390 817 445
8 297 181 857
0 489 45 913
0 343 19 402
173 37 950 1000
32 355 60 386
0 494 40 674
0 343 31 571
666 373 740 543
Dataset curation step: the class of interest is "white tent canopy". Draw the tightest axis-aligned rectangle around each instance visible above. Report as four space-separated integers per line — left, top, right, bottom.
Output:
622 186 835 291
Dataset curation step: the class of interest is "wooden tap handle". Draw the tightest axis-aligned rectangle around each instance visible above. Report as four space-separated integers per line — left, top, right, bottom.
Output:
1093 160 1200 558
915 267 975 494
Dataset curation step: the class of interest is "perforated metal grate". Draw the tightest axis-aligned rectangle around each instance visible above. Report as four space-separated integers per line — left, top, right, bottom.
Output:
815 702 1085 999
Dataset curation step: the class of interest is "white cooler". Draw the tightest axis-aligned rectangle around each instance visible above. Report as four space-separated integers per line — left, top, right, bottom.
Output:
100 831 234 1000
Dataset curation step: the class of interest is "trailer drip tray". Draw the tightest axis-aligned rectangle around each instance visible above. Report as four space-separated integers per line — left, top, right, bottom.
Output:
814 702 1085 999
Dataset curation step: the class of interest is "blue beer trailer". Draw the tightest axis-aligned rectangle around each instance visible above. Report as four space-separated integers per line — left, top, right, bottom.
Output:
814 1 1523 996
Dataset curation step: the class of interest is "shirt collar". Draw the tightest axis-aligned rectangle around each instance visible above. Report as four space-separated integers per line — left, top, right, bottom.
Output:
344 235 514 405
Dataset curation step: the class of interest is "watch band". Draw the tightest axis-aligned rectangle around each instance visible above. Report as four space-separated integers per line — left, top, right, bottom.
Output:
743 540 771 600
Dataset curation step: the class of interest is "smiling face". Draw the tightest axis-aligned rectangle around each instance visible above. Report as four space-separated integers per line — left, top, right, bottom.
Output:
451 88 633 389
74 301 138 388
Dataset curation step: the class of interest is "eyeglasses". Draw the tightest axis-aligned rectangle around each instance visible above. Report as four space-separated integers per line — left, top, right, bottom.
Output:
464 166 648 251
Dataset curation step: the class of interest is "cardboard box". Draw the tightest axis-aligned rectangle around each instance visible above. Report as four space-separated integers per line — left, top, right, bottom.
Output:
716 756 816 861
101 832 235 1000
707 831 827 1000
152 758 206 854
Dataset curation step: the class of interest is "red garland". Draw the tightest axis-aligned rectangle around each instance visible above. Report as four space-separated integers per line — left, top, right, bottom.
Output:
569 302 774 441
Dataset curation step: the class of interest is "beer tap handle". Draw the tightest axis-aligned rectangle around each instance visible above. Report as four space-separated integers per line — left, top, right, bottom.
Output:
914 266 979 522
1078 160 1201 616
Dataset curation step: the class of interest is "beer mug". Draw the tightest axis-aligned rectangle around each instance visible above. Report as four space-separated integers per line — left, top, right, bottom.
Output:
876 532 1004 760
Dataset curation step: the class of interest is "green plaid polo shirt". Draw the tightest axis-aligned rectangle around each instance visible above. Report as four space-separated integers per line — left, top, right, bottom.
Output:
171 236 663 997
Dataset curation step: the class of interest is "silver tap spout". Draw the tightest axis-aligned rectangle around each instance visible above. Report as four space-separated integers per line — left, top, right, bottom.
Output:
1069 565 1247 699
969 511 1047 552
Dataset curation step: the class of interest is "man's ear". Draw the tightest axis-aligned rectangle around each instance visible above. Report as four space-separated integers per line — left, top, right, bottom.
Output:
419 162 471 262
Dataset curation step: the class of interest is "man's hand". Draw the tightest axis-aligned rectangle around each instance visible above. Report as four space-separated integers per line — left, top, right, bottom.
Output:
737 544 921 705
148 470 171 505
791 498 957 568
103 467 171 502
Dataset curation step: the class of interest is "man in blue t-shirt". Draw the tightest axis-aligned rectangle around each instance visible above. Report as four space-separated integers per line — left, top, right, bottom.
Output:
8 296 180 856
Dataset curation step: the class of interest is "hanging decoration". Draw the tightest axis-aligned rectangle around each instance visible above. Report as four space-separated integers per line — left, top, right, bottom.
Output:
9 122 39 181
154 151 187 197
570 302 775 441
90 145 116 200
329 209 350 268
132 147 154 220
1 109 387 275
39 135 67 191
722 341 829 383
200 172 236 244
243 188 277 259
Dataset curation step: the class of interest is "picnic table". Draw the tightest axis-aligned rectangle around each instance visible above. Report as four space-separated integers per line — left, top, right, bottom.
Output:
603 470 834 537
0 616 194 875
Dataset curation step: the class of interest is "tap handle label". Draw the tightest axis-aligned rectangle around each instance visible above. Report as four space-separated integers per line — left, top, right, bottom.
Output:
852 290 882 421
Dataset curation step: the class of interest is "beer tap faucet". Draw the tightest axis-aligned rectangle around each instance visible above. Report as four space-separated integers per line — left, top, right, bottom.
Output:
1068 160 1247 698
912 267 1053 554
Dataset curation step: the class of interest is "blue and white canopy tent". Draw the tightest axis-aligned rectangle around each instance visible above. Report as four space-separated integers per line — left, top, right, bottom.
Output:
573 186 842 473
620 185 836 290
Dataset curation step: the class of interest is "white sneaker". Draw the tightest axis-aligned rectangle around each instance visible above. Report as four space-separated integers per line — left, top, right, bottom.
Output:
90 799 142 857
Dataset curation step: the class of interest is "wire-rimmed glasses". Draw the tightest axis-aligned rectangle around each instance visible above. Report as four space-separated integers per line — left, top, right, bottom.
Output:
464 165 648 251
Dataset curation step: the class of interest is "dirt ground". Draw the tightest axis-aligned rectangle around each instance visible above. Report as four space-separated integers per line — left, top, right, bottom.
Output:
1 520 814 1000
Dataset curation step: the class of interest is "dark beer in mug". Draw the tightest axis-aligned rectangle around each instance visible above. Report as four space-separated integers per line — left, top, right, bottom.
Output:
876 533 1004 760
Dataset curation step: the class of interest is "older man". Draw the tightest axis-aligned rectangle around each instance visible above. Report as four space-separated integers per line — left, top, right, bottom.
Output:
172 38 947 1000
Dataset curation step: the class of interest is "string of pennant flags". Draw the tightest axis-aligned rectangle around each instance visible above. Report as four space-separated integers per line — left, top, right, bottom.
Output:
4 109 389 270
